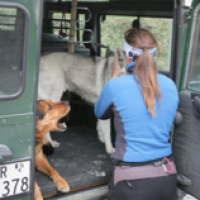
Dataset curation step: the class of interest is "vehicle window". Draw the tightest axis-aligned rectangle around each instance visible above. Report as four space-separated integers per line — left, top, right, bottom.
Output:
0 6 26 98
186 12 200 91
50 11 71 36
46 10 85 46
100 15 172 72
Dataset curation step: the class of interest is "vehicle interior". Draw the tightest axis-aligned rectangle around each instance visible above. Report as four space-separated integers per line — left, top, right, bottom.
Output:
2 0 200 199
33 0 178 199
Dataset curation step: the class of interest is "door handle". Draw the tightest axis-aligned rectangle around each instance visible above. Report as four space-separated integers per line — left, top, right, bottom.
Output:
0 144 12 163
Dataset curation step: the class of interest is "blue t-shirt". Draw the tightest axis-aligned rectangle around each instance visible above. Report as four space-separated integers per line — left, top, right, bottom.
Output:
94 73 179 162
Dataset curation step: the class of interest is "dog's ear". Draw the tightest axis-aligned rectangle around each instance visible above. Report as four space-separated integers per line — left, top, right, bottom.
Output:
115 48 125 70
115 48 124 59
37 100 45 120
114 48 119 58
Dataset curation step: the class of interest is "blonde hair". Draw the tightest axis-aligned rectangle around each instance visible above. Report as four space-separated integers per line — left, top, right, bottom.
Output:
125 28 161 116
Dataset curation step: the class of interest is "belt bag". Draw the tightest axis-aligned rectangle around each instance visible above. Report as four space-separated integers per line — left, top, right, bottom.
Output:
114 159 177 186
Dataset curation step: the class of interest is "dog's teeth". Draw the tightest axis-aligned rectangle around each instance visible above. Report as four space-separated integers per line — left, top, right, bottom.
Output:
62 123 67 128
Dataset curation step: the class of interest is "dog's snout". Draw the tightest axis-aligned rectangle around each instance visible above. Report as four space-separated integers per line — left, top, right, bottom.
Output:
63 100 70 105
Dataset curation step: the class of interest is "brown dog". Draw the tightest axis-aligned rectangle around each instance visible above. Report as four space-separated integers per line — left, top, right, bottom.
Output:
34 100 70 200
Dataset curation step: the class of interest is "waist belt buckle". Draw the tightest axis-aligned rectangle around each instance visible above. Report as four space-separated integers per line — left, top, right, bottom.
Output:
162 157 174 173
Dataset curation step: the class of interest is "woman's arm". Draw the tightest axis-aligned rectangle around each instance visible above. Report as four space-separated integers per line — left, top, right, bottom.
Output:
94 81 114 120
95 57 121 119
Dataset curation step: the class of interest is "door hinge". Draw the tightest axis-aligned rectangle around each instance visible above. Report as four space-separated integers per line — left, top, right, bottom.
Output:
185 11 191 22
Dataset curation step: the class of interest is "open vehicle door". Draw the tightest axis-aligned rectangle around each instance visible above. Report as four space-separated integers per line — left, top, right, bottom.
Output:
0 0 43 199
172 0 200 199
2 0 200 199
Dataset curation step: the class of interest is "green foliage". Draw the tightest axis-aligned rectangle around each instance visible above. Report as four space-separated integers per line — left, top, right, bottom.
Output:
141 17 172 71
0 8 17 31
101 16 172 71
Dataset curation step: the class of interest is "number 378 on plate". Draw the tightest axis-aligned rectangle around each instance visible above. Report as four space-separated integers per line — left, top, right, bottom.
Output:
0 160 31 199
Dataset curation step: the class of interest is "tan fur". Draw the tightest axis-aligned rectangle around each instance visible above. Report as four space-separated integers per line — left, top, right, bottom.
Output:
34 182 42 200
34 100 70 200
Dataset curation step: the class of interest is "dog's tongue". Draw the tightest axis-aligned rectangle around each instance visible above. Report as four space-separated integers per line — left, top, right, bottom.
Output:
58 122 67 129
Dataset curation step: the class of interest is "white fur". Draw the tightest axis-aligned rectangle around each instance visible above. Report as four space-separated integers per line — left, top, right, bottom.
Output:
38 50 125 154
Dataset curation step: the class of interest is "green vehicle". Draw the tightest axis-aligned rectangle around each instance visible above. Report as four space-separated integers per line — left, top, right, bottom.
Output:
0 0 200 199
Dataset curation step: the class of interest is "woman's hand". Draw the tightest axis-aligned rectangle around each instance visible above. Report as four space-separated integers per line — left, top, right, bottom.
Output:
111 58 121 79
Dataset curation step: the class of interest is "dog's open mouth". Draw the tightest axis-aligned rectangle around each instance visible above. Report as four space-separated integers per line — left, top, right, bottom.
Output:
57 122 67 131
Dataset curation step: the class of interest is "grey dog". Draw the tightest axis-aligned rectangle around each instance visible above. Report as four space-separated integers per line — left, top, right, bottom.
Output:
38 49 126 154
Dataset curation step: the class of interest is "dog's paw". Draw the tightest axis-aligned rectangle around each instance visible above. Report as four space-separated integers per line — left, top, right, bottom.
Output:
51 140 60 147
106 146 115 154
55 177 70 193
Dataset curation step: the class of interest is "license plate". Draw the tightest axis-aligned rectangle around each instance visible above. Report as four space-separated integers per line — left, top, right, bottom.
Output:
0 160 30 199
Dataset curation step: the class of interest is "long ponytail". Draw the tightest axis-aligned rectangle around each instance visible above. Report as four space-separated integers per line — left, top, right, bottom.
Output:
125 28 161 116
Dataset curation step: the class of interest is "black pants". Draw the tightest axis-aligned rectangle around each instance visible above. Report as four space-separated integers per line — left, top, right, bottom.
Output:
108 172 177 200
